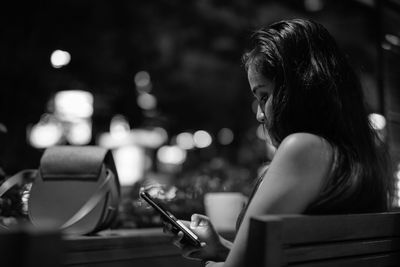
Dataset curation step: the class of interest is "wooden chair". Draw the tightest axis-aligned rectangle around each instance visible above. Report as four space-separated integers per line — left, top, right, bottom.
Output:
246 212 400 267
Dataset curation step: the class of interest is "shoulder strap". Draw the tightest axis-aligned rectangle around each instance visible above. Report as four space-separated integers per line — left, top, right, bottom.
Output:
0 170 37 198
235 165 269 231
61 169 115 231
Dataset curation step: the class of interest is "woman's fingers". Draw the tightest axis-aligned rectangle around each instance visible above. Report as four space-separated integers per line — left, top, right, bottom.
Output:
190 214 210 228
162 221 174 234
183 250 202 260
182 245 204 260
171 231 184 248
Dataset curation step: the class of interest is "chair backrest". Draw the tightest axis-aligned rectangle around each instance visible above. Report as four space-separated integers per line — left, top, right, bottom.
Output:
246 212 400 267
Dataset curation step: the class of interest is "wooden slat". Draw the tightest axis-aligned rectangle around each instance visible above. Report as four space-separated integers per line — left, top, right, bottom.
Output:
285 238 400 263
253 213 400 245
247 217 283 267
63 228 202 267
65 244 180 264
64 256 201 267
290 252 400 267
63 228 171 251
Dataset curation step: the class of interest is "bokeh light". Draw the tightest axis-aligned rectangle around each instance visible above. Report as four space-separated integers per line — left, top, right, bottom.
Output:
157 145 187 165
304 0 324 12
176 132 195 150
29 121 63 148
55 90 94 120
134 71 151 88
218 128 234 145
66 120 92 145
110 115 130 138
385 34 400 46
0 123 7 133
50 49 71 68
193 130 212 148
113 145 146 186
137 93 157 110
368 113 386 130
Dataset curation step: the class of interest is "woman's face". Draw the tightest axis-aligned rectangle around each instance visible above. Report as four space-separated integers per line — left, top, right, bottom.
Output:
247 65 274 127
248 65 278 150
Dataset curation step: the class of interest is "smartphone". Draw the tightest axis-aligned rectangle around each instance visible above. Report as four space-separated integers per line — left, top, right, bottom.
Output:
140 191 202 247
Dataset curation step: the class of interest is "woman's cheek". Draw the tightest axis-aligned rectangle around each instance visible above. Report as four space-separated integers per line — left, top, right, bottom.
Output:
264 98 273 129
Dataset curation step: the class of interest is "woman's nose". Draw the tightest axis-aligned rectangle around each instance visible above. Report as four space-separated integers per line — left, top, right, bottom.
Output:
256 106 266 123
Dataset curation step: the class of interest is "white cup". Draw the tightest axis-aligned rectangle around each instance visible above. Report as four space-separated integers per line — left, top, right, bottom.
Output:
204 192 247 232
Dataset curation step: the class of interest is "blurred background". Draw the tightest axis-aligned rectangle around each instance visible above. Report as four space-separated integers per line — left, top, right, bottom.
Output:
1 0 399 227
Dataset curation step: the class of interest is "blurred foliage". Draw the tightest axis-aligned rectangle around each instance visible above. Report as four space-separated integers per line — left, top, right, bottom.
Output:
117 156 257 228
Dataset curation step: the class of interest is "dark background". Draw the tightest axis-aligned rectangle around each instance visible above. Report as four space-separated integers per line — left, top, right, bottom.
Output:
0 0 379 173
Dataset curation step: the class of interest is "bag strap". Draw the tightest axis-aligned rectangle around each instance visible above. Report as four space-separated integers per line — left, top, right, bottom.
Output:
0 170 37 230
0 170 37 198
60 169 115 231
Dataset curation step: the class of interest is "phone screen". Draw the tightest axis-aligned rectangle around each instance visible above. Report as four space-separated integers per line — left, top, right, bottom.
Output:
139 191 201 247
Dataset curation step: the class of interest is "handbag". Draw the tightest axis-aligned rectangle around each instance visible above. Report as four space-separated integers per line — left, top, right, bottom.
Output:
0 146 120 235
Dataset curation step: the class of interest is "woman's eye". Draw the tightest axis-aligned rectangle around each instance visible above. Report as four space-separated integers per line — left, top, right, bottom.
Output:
259 95 269 106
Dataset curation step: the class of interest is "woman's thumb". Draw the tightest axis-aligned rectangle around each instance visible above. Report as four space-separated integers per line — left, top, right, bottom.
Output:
190 213 209 228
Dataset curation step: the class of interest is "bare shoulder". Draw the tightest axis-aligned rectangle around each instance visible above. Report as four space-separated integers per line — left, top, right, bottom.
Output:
279 132 332 152
244 133 334 214
275 133 333 165
267 132 334 188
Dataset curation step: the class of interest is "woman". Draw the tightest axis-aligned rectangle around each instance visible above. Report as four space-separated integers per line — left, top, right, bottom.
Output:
169 18 392 267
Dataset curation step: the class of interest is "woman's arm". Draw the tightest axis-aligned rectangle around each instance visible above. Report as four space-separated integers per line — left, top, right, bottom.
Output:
223 133 333 267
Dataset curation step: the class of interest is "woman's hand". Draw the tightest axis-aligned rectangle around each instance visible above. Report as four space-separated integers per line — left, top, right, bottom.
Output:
166 214 231 261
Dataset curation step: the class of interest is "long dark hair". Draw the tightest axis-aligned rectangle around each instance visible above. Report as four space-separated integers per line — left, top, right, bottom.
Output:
243 18 392 212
